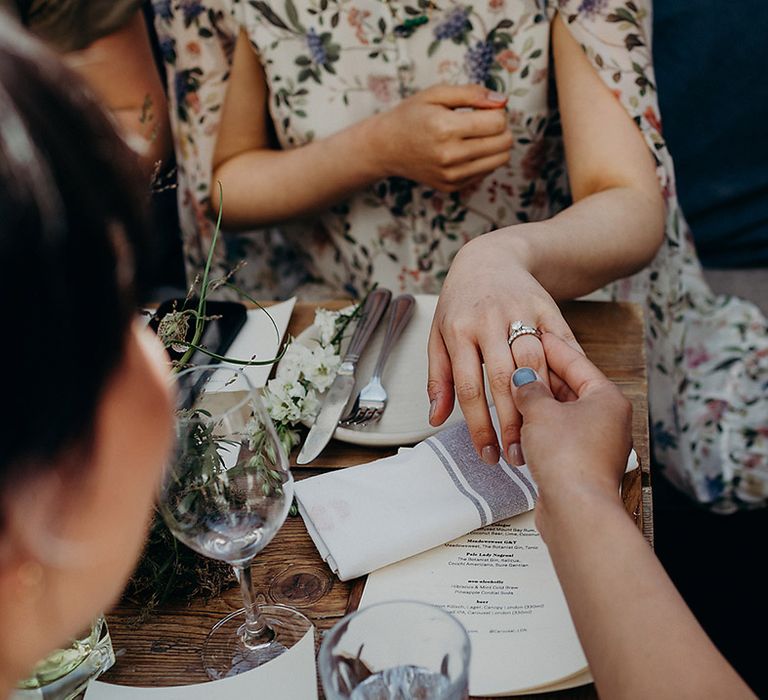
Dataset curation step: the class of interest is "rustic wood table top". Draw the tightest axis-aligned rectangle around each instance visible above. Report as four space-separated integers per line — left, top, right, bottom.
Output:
102 299 651 699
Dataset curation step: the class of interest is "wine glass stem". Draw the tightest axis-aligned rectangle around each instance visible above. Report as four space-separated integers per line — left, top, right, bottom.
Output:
236 564 273 647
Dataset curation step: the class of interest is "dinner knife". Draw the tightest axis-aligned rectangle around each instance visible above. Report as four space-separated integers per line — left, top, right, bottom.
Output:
296 287 392 464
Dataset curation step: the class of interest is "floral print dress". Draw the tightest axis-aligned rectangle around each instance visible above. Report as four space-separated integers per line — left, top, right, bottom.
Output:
153 0 768 512
238 0 569 295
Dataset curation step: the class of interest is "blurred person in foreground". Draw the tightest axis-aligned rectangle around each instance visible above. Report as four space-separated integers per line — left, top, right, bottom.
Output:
0 15 173 696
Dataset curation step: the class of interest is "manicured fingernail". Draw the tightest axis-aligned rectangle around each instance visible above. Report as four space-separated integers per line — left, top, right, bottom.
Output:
429 399 437 423
481 445 500 465
507 443 525 466
486 90 507 102
512 367 538 387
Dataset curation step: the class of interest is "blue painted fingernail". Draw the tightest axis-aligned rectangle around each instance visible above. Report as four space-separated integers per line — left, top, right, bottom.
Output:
512 367 537 387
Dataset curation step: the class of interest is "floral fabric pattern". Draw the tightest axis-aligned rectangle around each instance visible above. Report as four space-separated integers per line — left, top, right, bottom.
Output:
236 0 565 295
153 0 768 511
152 0 309 299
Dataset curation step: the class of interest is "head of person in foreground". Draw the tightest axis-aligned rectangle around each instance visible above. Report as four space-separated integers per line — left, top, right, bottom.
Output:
0 15 173 695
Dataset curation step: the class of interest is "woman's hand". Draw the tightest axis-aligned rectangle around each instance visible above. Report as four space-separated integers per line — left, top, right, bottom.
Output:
214 36 515 227
509 339 756 700
427 230 582 466
509 333 631 510
367 84 513 192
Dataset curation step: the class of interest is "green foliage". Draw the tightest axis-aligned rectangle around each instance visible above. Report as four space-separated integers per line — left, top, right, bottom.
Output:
124 183 285 617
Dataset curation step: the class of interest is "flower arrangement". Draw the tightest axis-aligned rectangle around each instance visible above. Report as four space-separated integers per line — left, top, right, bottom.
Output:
124 186 360 619
254 306 358 463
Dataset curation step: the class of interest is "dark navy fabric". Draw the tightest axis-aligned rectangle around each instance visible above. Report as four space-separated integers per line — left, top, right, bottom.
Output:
653 1 768 268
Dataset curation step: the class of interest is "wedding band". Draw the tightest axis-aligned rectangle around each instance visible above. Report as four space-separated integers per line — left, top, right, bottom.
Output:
508 320 542 346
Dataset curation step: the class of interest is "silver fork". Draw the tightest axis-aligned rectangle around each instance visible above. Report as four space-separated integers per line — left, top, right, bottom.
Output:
340 294 416 428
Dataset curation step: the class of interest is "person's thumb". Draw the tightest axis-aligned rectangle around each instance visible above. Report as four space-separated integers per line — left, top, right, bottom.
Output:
510 367 554 418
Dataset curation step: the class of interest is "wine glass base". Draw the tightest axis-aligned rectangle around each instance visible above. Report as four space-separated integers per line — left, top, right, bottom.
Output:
202 604 314 680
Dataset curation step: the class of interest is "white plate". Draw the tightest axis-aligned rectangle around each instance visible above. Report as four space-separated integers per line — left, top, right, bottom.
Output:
286 294 464 447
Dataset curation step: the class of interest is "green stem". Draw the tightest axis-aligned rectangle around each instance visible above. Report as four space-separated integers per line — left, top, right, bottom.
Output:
175 181 225 370
223 282 282 349
173 341 286 366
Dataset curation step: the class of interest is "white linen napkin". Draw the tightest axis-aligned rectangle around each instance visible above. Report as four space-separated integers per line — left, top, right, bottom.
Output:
209 297 295 390
295 415 638 581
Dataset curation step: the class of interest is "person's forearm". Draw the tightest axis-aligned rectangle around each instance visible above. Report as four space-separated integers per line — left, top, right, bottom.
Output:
212 118 383 228
539 485 755 699
494 185 665 301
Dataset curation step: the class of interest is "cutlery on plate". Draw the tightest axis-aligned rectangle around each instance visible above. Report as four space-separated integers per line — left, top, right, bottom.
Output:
296 287 392 464
339 293 416 428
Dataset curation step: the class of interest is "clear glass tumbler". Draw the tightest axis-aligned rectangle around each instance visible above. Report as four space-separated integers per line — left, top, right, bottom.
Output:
12 615 114 700
319 600 470 700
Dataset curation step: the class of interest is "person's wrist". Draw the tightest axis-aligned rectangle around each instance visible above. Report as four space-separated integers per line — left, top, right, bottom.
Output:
355 112 393 180
535 480 626 545
535 460 624 516
478 227 535 273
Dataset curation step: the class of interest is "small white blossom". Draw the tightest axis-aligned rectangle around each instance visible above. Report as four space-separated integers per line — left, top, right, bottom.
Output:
300 387 321 420
302 344 342 392
246 305 346 450
264 378 306 423
314 308 340 346
274 343 308 383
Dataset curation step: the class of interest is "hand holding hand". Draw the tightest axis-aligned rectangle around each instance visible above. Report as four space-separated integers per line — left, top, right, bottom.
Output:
369 83 513 192
510 333 632 514
427 231 582 466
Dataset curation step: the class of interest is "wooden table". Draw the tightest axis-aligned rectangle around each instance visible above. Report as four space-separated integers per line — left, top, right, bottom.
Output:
102 300 652 699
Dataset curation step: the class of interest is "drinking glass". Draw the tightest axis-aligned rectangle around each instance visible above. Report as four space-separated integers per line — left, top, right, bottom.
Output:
158 365 313 679
13 615 114 699
319 601 470 700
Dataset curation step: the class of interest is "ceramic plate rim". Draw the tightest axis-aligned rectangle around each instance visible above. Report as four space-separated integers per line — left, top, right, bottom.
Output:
284 296 448 447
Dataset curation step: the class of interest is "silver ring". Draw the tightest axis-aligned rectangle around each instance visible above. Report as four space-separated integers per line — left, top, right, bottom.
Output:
508 320 542 346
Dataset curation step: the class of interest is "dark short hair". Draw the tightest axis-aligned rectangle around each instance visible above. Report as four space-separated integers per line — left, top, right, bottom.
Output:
0 14 152 492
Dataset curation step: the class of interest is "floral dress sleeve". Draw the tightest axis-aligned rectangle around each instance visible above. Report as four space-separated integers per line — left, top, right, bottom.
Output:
152 0 309 299
556 0 768 511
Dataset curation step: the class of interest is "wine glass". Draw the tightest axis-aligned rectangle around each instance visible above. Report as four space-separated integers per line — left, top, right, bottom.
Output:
158 365 313 679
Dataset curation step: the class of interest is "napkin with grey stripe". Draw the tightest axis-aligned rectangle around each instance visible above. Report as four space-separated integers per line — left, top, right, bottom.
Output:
295 414 638 581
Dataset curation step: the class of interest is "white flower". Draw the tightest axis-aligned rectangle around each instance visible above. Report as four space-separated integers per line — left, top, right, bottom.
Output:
242 304 354 461
264 378 306 423
274 343 307 384
253 305 346 434
314 308 340 346
300 387 321 420
302 344 342 392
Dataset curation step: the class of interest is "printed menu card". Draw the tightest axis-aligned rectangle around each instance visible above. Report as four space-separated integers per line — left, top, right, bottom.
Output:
359 509 592 696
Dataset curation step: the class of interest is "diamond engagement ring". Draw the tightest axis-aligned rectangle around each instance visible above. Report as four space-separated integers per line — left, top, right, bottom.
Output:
508 320 542 346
